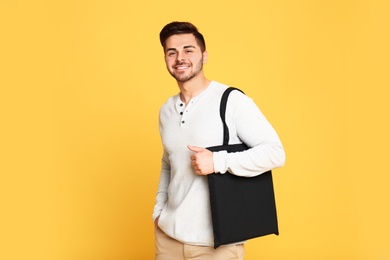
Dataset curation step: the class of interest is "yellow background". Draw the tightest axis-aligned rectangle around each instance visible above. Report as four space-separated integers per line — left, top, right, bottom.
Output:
1 0 389 259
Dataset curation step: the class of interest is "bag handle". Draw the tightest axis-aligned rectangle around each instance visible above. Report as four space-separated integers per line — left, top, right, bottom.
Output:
219 87 244 146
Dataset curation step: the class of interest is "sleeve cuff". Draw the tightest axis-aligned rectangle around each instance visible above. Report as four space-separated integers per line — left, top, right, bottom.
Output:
213 150 228 174
153 210 161 222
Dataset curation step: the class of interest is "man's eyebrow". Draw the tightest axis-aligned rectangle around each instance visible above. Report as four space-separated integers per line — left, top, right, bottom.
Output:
166 48 177 52
166 45 196 52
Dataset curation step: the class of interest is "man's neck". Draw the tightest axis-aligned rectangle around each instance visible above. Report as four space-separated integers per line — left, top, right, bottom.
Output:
177 76 211 105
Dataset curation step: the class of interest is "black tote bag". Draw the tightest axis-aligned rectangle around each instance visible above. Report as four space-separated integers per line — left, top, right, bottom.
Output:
206 87 279 249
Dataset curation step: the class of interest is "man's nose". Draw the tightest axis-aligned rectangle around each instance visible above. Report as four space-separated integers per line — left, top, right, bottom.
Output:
176 53 185 62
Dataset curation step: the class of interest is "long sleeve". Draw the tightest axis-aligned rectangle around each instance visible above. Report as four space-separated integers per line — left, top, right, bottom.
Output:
152 149 170 222
213 90 285 177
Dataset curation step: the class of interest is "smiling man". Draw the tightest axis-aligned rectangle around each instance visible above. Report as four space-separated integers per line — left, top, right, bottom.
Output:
165 38 205 83
153 22 285 260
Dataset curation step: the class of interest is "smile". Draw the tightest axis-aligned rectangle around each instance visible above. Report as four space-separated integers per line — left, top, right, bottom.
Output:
174 65 190 70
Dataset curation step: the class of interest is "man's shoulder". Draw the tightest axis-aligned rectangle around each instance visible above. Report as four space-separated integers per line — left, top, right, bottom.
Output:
162 95 176 106
211 81 248 101
210 80 229 92
205 81 232 99
159 94 178 115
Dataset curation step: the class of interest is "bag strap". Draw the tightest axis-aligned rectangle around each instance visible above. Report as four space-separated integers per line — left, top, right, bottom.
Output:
220 87 244 146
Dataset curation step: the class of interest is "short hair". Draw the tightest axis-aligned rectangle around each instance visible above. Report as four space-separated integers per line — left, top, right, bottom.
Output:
160 21 206 52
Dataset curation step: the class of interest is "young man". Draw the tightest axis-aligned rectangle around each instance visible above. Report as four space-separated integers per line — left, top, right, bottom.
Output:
153 21 285 260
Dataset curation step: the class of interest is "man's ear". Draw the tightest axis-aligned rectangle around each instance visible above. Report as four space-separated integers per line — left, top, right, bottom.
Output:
202 51 208 64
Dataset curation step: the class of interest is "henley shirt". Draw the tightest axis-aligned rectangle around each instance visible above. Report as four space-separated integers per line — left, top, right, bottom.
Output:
153 81 285 246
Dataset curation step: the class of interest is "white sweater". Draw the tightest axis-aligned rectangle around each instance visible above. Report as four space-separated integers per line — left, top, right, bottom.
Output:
153 81 285 246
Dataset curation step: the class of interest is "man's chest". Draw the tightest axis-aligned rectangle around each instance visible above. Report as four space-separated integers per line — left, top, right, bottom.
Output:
160 103 225 154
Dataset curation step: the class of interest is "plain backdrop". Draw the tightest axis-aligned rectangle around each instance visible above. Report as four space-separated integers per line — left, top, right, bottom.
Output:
1 0 389 259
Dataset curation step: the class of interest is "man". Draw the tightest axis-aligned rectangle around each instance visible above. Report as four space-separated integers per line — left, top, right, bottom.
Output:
153 21 285 260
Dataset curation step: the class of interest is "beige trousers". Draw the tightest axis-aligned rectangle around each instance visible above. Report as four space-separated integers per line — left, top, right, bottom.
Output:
155 227 245 260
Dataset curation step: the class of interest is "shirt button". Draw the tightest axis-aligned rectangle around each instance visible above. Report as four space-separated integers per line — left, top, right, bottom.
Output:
180 103 183 107
182 121 185 124
180 112 183 115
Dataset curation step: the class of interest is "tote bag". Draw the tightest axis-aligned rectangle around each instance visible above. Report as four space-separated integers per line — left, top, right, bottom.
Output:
206 87 279 248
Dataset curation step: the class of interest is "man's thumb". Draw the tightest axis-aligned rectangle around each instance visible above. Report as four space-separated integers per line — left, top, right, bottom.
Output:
187 145 204 153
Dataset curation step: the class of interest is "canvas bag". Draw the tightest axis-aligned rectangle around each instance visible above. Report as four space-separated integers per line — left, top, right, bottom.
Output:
206 87 279 249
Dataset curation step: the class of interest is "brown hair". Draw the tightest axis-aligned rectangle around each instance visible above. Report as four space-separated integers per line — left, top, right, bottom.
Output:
160 21 206 52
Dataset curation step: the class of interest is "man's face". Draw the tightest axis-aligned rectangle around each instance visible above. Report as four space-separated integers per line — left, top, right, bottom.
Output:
164 34 207 83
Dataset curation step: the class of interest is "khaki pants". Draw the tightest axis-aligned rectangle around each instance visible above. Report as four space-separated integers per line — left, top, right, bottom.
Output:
155 227 245 260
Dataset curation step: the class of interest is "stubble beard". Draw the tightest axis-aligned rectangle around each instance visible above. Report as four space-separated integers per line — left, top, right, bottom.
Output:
169 58 204 83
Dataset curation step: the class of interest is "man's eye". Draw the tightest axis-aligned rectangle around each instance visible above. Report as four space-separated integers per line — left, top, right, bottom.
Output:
168 52 176 56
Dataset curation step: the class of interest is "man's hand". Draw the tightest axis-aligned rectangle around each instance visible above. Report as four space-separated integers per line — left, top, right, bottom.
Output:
188 145 214 175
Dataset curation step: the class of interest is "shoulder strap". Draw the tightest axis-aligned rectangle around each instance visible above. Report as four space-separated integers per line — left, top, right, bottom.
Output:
220 87 245 146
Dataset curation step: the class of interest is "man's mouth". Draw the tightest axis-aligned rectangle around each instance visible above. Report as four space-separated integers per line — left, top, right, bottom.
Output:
174 65 190 70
